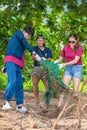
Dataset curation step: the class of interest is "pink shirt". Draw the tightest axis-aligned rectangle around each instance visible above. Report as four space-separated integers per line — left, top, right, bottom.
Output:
4 55 25 68
61 45 83 65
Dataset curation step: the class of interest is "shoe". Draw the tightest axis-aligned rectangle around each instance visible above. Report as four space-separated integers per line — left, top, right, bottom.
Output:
16 105 27 113
2 102 12 111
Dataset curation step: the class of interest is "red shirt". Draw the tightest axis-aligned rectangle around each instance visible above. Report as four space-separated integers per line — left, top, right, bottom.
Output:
61 45 83 65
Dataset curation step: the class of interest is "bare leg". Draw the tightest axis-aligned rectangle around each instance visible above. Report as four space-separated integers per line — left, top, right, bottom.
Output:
58 75 72 107
73 77 81 94
62 75 72 86
42 77 48 91
32 73 40 103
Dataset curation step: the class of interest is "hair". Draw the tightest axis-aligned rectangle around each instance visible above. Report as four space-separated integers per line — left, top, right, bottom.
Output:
36 35 44 40
36 35 45 46
24 26 34 36
69 34 79 52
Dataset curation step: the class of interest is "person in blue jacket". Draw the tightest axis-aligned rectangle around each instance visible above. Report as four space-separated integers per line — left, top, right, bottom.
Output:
32 35 52 104
2 26 36 113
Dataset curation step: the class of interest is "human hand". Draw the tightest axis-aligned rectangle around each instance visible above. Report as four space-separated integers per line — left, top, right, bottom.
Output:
54 60 59 64
35 54 41 61
2 67 6 73
58 63 65 69
32 51 36 56
42 57 46 60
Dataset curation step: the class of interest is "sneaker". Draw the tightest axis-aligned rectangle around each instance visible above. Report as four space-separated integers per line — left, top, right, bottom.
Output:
16 105 27 113
2 102 12 111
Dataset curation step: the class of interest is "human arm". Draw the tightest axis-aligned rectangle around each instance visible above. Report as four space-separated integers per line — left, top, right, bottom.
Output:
32 47 52 61
58 55 81 69
65 46 83 66
32 55 51 61
54 56 64 64
32 54 41 61
15 30 34 53
46 57 52 61
59 45 83 68
65 55 80 66
54 46 65 64
32 47 40 61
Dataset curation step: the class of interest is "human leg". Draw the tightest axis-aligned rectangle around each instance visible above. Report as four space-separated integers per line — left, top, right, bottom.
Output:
42 77 48 91
62 75 72 86
4 62 17 101
2 62 17 110
58 66 72 108
32 73 40 103
57 75 72 107
72 65 82 94
14 66 27 113
15 66 24 105
73 77 81 94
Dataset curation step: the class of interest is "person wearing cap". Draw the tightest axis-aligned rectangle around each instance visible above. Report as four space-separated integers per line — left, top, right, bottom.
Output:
2 25 36 113
32 35 52 104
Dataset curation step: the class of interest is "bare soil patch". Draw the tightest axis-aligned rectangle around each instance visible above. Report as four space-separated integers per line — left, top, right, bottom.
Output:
0 91 87 130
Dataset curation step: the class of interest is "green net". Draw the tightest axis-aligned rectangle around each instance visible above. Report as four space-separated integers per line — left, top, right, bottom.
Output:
38 60 68 105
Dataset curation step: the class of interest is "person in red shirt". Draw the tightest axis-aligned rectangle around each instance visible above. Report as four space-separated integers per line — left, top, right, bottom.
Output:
54 34 83 103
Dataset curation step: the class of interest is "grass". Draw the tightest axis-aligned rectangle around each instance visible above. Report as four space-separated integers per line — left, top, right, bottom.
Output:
0 72 87 94
0 72 46 92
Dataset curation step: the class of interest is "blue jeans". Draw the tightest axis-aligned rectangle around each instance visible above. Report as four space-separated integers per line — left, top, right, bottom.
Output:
4 62 24 105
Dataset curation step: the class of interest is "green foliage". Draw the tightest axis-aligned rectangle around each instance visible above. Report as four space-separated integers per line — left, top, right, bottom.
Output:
0 71 46 92
0 0 87 91
0 72 7 90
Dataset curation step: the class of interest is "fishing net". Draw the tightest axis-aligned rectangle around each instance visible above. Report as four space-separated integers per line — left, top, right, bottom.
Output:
38 59 68 105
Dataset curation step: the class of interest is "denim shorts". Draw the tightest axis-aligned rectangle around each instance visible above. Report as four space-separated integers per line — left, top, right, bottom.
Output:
64 65 82 79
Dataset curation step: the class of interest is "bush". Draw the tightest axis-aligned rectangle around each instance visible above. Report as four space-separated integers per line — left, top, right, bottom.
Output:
0 72 7 90
24 78 45 92
0 72 46 92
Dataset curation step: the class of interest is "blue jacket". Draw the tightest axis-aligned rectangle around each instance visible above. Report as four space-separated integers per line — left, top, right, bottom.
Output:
5 30 34 59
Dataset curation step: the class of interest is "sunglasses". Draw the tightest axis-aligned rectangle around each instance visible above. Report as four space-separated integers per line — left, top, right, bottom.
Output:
69 41 75 44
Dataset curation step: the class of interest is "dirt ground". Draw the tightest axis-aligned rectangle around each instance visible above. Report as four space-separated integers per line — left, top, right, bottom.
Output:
0 91 87 130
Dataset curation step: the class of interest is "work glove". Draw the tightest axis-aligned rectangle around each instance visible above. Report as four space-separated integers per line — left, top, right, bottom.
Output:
35 54 41 61
32 51 36 55
54 60 59 64
58 63 65 69
42 57 46 60
2 67 6 73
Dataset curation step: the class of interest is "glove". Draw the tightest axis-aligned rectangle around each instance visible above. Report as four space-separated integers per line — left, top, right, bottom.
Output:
54 60 59 64
2 67 6 73
42 57 46 60
58 63 65 69
32 51 36 55
35 54 41 61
